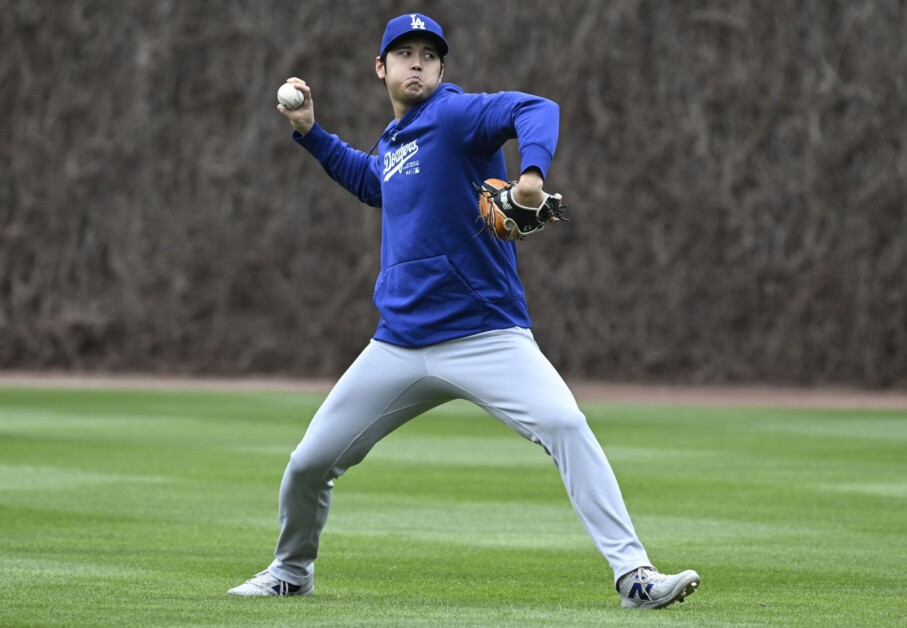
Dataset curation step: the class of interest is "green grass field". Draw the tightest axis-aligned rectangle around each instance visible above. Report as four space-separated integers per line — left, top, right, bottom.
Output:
0 386 904 626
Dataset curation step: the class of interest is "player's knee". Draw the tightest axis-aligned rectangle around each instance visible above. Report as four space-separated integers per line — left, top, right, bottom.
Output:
286 440 366 485
286 447 334 483
537 406 588 435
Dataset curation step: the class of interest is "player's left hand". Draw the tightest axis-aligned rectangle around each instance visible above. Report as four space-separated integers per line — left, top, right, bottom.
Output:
476 176 568 241
512 169 546 208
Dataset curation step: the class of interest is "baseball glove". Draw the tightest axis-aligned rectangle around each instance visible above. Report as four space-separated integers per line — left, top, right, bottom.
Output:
475 178 568 241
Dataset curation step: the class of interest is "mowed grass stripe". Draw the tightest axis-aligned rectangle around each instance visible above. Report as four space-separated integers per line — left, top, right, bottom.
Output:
0 386 904 626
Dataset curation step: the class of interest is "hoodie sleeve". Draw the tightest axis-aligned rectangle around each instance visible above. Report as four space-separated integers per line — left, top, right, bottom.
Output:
443 91 559 179
293 124 382 208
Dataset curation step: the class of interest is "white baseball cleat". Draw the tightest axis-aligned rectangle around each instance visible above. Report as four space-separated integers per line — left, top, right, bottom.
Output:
227 570 313 597
618 566 700 609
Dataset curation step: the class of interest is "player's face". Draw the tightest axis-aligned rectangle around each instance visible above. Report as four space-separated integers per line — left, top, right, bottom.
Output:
377 35 444 110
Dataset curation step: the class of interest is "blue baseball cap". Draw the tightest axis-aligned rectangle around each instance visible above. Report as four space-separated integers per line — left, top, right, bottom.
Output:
379 13 449 57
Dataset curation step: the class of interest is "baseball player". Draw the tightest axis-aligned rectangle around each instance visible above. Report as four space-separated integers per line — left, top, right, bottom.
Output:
228 13 700 609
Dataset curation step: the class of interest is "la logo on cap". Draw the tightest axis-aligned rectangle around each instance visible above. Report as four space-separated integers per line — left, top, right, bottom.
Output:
379 13 449 57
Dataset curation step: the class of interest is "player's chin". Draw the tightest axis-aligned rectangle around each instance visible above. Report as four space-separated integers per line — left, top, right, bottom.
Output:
399 88 429 105
403 80 424 93
407 83 439 101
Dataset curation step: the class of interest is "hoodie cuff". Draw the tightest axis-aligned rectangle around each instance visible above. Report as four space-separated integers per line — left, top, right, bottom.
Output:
519 142 554 180
292 124 333 157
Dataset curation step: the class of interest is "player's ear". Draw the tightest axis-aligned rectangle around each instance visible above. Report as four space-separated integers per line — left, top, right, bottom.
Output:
439 62 444 82
375 56 385 80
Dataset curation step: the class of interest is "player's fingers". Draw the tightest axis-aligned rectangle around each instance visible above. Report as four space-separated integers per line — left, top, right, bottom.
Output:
284 78 312 100
295 83 313 107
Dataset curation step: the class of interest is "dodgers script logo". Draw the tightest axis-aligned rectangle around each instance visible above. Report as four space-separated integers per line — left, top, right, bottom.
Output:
409 14 426 30
383 140 420 181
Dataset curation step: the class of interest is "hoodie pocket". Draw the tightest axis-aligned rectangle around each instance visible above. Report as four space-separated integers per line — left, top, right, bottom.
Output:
374 255 484 341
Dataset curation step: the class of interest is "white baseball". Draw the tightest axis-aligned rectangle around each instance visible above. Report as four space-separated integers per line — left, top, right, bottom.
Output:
277 83 305 110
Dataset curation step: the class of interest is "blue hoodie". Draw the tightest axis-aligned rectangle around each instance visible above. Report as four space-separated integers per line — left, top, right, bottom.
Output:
294 82 559 347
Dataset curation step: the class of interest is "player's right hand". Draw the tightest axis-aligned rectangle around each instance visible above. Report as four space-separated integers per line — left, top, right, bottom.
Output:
278 77 315 135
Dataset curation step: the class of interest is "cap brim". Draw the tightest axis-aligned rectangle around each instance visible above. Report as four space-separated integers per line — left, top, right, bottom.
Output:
382 31 448 57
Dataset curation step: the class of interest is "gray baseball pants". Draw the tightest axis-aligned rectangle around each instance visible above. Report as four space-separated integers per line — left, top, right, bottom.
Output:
267 327 650 587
